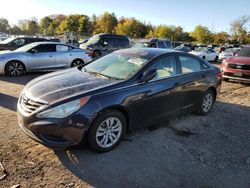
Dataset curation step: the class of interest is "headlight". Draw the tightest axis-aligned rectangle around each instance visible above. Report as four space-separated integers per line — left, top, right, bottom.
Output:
222 60 228 66
37 96 90 118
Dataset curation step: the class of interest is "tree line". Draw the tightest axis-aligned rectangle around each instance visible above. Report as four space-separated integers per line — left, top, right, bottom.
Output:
0 12 249 44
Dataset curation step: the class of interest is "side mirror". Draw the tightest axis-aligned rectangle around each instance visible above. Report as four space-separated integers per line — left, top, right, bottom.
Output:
30 49 38 53
138 69 157 83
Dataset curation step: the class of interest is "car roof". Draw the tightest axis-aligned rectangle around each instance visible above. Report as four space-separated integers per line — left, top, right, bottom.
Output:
139 38 171 43
116 48 176 58
95 33 128 38
30 41 69 45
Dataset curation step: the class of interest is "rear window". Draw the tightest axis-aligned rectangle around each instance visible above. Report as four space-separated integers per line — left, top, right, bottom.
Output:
179 55 202 74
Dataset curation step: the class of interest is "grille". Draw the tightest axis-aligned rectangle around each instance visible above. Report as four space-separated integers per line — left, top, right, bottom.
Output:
19 94 46 115
228 63 250 70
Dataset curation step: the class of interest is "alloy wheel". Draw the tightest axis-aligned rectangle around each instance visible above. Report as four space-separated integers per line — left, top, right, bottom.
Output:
7 62 25 76
202 93 213 113
95 117 122 148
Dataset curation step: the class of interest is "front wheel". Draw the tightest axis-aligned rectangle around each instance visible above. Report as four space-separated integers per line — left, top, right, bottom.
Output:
196 89 214 115
214 56 219 62
5 61 26 76
87 110 126 152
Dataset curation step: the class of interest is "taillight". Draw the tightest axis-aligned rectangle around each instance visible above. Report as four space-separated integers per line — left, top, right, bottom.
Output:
216 72 222 78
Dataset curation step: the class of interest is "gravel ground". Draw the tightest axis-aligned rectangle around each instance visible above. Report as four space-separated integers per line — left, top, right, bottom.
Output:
0 71 250 188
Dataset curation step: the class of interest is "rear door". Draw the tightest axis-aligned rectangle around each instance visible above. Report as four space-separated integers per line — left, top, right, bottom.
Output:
55 44 72 68
177 55 210 110
27 44 57 71
130 54 183 129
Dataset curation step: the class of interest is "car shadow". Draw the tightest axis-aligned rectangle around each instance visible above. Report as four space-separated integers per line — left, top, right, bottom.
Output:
0 93 18 111
0 73 43 85
54 101 250 188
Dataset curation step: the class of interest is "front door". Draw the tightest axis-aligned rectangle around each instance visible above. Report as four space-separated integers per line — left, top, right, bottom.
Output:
129 55 183 129
27 44 57 71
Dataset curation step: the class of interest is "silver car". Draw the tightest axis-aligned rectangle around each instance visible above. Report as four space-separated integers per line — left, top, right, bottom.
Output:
0 42 92 76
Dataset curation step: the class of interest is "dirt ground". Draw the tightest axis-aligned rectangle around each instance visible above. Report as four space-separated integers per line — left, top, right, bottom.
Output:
0 70 250 188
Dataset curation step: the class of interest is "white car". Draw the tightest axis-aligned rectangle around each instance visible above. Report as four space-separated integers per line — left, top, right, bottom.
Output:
0 42 92 76
219 48 241 61
189 47 219 61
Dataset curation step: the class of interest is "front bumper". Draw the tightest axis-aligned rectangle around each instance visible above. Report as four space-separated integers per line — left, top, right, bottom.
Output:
17 109 88 148
221 65 250 82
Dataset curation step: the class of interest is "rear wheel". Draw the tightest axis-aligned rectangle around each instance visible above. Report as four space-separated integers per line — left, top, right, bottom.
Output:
87 110 126 152
71 59 84 67
93 50 101 58
196 89 214 115
5 61 26 76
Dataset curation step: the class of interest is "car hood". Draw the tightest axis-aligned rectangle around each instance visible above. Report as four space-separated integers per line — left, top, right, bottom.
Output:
24 68 118 104
226 56 250 65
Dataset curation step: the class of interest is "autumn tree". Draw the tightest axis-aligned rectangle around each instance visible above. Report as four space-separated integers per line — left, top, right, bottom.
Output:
213 32 230 44
190 25 213 44
115 18 148 38
94 12 118 34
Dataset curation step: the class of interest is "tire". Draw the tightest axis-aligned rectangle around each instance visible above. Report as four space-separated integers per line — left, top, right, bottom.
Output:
214 56 219 62
196 89 214 116
202 56 206 59
71 59 84 67
87 110 126 152
5 61 26 76
93 50 101 58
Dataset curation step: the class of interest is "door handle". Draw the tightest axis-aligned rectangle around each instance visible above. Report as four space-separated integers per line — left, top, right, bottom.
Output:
69 53 72 56
49 55 53 57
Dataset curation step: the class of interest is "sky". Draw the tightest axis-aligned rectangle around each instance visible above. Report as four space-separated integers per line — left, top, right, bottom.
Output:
1 0 250 33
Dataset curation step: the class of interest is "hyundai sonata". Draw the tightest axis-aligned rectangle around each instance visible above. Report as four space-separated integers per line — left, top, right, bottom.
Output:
17 48 222 152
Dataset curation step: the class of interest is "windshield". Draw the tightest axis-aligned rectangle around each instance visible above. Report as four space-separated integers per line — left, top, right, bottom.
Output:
0 37 15 44
83 51 149 80
195 47 207 52
86 35 100 45
14 43 37 52
236 47 250 57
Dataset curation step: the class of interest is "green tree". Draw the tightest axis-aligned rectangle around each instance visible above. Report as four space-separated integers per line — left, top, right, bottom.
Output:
40 16 53 35
94 12 118 34
115 18 148 38
190 25 213 44
57 14 91 35
0 18 10 33
10 25 22 35
26 20 39 35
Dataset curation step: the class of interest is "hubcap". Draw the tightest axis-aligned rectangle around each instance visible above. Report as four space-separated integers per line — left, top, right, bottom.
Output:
96 117 122 148
202 93 213 112
8 63 24 76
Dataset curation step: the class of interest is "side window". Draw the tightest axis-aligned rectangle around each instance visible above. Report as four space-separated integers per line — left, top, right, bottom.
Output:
33 44 56 53
179 55 202 74
13 38 26 46
150 55 177 81
149 42 157 48
157 41 165 48
56 45 69 52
